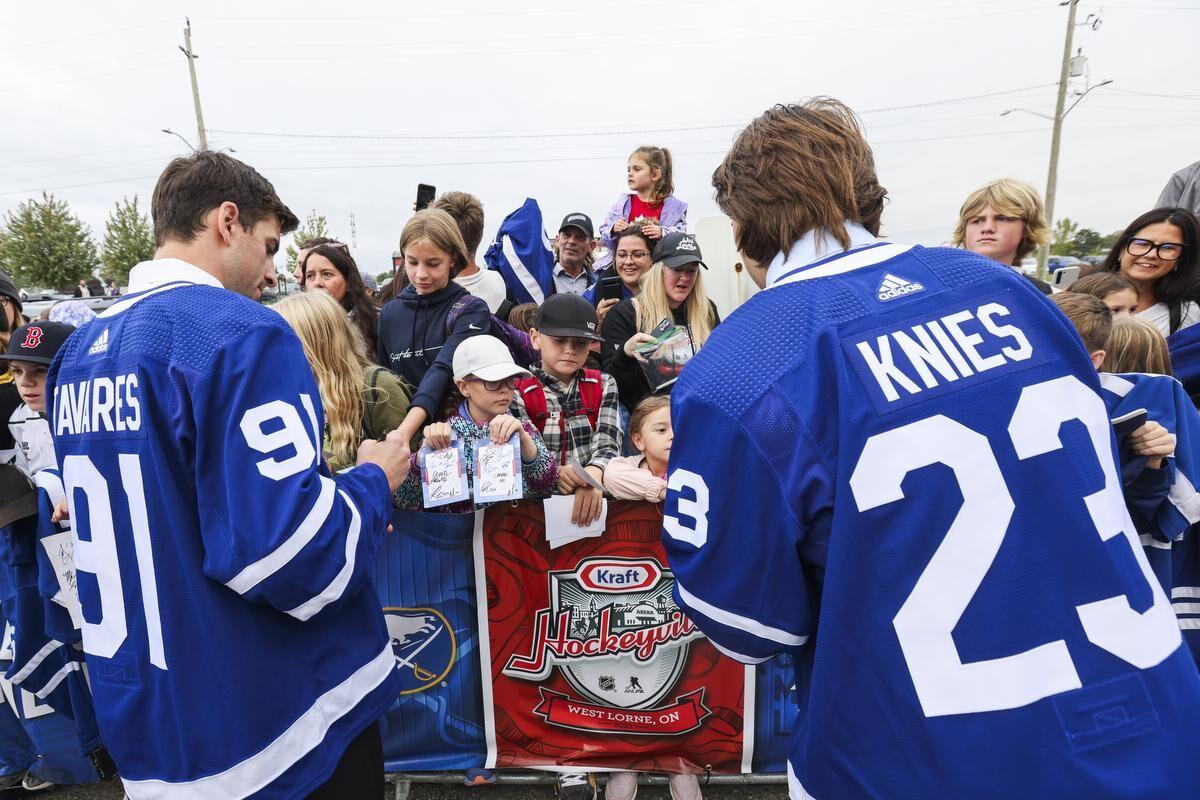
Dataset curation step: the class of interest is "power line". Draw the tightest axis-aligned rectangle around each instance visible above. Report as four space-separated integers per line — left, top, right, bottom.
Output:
859 84 1059 113
0 143 171 170
1107 87 1200 101
3 18 175 51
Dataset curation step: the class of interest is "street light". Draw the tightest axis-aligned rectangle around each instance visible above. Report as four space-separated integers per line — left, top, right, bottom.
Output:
160 128 236 154
999 79 1112 123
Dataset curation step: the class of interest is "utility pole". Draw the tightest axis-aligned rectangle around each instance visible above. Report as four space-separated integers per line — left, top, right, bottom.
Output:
1040 0 1079 271
350 213 358 249
180 18 208 151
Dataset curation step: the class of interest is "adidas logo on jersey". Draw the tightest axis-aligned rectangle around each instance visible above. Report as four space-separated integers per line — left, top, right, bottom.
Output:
87 328 110 355
876 274 925 302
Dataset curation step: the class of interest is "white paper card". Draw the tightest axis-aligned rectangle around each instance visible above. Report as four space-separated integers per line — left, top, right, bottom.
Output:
566 457 604 492
421 442 470 508
544 494 607 549
40 531 83 630
474 436 523 503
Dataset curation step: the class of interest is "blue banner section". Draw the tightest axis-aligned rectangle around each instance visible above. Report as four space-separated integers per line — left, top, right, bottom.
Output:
374 511 487 772
752 655 795 773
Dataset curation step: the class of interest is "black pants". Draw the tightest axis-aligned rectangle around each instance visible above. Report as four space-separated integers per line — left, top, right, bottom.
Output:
305 723 384 800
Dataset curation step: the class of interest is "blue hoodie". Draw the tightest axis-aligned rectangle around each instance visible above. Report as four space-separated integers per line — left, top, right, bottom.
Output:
377 282 490 419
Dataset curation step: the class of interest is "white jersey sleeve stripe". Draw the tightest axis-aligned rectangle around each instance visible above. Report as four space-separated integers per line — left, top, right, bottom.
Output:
121 643 394 800
285 490 362 622
1168 469 1200 525
676 583 809 647
225 476 337 595
707 638 772 665
9 639 64 684
34 661 80 699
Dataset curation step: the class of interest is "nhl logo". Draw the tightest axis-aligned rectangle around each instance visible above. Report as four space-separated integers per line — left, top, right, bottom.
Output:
384 607 456 695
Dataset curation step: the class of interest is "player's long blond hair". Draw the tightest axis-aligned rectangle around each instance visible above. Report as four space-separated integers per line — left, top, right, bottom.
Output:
275 292 369 467
633 261 716 349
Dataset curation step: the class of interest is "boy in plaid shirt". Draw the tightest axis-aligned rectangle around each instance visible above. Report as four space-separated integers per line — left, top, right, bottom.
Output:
514 294 622 526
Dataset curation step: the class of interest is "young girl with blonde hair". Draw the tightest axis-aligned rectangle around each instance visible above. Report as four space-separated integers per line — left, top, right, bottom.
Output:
275 291 412 472
1105 315 1174 376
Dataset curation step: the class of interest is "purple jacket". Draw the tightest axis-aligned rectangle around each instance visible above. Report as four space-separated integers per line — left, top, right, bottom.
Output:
595 193 688 272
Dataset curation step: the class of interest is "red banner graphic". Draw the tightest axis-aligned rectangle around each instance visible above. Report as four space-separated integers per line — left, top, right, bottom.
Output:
534 688 711 735
480 500 747 773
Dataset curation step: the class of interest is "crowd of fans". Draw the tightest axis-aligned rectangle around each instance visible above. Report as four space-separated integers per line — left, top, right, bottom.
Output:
0 135 1198 799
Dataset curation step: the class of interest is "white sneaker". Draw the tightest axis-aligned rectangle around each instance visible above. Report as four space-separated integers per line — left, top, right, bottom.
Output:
604 771 638 800
668 773 702 800
21 771 54 792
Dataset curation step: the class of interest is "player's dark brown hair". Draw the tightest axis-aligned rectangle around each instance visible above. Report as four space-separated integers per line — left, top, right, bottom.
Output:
712 97 887 265
151 151 298 247
1051 291 1112 354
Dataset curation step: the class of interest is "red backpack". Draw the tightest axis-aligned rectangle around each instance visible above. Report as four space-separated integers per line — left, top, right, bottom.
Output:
515 369 603 463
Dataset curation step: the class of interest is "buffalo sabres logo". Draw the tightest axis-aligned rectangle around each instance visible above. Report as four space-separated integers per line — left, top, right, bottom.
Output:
383 607 456 695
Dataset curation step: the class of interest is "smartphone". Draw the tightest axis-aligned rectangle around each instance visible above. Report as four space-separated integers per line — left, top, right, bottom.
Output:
415 183 436 212
1051 265 1080 291
597 274 624 302
1111 408 1148 439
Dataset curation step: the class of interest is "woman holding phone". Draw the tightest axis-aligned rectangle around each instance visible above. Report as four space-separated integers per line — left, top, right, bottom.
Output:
582 224 656 331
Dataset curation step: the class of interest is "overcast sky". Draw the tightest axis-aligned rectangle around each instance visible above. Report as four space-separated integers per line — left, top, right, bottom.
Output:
1 0 1197 278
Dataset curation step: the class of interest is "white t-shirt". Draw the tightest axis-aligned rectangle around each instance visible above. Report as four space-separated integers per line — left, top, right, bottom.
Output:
454 268 507 314
9 404 55 477
1137 301 1200 337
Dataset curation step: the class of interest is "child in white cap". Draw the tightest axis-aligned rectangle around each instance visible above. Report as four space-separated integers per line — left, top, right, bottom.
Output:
392 335 557 512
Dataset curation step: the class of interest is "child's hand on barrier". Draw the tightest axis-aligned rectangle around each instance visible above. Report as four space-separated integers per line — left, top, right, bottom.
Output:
572 485 604 526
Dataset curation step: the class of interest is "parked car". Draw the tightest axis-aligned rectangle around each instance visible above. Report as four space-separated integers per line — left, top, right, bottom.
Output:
1018 258 1039 275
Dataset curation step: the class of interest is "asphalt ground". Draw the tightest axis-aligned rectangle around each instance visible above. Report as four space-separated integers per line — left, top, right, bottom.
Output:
41 774 789 799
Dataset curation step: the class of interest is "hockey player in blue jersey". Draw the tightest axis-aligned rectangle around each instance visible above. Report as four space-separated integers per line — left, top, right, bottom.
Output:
46 152 413 800
662 98 1200 799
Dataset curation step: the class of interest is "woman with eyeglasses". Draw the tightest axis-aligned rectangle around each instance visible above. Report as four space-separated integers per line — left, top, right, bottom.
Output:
1103 207 1200 336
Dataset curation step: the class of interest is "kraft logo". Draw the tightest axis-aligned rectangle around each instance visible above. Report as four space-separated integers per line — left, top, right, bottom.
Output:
876 273 924 302
578 560 661 592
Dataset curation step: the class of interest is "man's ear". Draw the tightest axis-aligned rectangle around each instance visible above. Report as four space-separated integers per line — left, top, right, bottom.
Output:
1091 349 1106 370
584 238 596 253
214 201 241 247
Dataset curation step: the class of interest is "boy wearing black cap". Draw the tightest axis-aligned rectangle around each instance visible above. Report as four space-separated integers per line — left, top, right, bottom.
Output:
513 294 621 527
5 322 74 476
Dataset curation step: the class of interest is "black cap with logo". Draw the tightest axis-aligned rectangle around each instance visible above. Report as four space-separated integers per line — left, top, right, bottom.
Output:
535 293 603 342
5 322 75 365
559 213 595 239
653 232 708 270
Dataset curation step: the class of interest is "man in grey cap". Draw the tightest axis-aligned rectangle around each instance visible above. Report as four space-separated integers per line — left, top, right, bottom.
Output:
1157 161 1200 216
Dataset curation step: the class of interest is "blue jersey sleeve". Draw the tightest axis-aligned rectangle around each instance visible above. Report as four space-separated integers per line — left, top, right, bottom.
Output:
662 391 826 663
191 320 393 621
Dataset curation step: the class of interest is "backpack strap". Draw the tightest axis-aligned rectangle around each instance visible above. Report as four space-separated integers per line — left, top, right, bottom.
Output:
514 377 549 432
445 295 488 337
361 365 386 440
577 369 603 431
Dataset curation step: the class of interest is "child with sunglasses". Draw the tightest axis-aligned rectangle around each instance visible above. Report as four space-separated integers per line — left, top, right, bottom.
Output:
392 335 557 512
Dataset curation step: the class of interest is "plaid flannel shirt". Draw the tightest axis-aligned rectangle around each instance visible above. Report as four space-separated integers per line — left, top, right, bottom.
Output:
513 367 622 473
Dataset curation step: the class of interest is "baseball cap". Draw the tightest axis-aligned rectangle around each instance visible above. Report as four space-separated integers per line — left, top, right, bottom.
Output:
452 335 532 382
534 294 602 342
654 232 707 270
559 213 595 239
5 322 74 365
360 271 378 292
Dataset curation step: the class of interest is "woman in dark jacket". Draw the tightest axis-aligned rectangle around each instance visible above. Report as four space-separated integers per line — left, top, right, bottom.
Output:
377 209 490 445
602 232 720 413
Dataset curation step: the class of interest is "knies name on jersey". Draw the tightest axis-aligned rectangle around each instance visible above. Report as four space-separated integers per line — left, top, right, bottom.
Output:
853 302 1032 402
53 373 141 435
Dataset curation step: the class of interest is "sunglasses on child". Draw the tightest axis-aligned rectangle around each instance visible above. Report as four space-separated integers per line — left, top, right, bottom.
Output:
466 376 519 391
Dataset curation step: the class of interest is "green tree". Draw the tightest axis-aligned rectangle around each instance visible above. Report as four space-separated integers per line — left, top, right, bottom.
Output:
1070 227 1104 258
1050 217 1080 256
375 271 393 286
101 196 155 285
284 210 335 274
0 192 97 290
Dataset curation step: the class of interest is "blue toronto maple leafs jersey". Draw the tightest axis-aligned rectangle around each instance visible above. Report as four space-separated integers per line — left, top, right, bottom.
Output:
46 274 401 799
663 240 1200 799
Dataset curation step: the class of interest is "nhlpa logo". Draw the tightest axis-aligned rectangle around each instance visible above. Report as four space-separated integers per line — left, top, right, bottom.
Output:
384 607 456 695
875 273 924 302
87 328 110 355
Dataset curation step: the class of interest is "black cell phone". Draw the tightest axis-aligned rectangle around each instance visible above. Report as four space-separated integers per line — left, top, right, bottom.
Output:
415 183 436 211
597 274 624 302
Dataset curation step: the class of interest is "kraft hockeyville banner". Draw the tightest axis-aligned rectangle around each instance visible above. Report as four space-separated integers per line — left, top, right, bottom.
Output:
371 502 793 774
